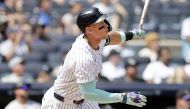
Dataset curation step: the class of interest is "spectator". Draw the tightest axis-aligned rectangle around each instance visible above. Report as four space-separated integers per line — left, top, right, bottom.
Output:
183 64 190 82
37 0 52 26
0 26 32 61
101 50 125 81
138 32 160 62
53 0 65 5
114 57 144 83
32 24 50 44
36 65 54 84
0 7 8 42
142 47 175 84
183 93 190 107
103 42 135 58
0 56 34 84
167 66 189 84
167 90 190 109
61 1 82 36
92 0 128 30
4 84 41 109
30 0 52 44
181 16 190 63
4 0 15 13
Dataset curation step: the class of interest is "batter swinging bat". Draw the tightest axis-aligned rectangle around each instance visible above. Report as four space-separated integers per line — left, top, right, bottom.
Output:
139 0 150 29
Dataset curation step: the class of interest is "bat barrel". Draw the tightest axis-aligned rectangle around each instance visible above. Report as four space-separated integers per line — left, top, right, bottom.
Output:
139 0 150 29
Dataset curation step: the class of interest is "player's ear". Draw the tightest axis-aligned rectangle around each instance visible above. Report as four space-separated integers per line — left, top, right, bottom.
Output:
85 26 92 33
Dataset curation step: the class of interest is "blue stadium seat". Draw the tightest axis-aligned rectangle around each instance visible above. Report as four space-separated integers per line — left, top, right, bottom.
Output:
136 63 149 79
31 42 58 54
25 62 47 77
22 52 46 62
0 63 11 73
171 57 186 65
0 83 14 92
23 0 38 13
135 56 151 65
47 52 62 64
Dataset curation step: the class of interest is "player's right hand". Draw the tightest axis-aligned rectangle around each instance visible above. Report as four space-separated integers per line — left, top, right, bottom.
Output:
121 92 147 107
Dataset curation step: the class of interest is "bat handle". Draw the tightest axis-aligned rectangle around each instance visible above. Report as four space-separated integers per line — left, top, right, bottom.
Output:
139 13 145 29
139 21 143 29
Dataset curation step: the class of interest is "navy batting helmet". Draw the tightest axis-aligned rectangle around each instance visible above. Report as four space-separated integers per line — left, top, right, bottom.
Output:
76 7 112 33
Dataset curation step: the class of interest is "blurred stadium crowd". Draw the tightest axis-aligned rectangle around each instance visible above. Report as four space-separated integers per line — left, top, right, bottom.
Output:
0 0 190 109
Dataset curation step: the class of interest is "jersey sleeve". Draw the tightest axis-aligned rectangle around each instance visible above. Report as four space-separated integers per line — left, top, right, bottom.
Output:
74 49 97 83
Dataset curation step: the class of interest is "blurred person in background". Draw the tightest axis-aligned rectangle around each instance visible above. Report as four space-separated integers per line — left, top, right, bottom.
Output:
0 26 32 61
53 0 65 5
101 50 125 81
167 90 190 109
86 0 96 5
36 65 54 84
0 56 34 84
181 16 190 63
142 47 175 84
14 0 24 12
4 0 15 13
184 64 190 81
4 84 41 109
0 5 8 42
61 1 82 36
167 66 190 84
4 0 24 13
32 23 51 44
114 57 144 83
29 0 52 44
138 32 160 62
92 0 128 31
37 0 52 26
183 93 190 108
30 0 52 43
103 42 135 58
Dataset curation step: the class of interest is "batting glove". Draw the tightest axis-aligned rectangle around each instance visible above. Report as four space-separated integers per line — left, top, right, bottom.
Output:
130 29 145 39
121 92 147 107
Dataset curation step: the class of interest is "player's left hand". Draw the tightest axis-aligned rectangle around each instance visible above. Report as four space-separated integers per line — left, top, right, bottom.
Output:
121 92 147 107
131 29 145 39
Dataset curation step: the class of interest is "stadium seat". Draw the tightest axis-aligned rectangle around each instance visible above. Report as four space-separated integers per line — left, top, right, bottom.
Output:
58 42 73 53
0 63 11 73
0 83 14 92
135 56 150 65
31 42 58 54
22 52 46 62
171 57 186 65
25 62 47 77
23 0 38 13
136 63 149 79
47 52 62 63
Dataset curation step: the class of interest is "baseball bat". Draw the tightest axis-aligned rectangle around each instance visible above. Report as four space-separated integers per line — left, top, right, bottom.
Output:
139 0 150 29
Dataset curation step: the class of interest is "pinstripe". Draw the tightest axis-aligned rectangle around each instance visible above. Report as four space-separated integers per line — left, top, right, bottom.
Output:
42 34 106 109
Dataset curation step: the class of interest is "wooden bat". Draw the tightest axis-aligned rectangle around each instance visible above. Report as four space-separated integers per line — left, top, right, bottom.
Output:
139 0 150 29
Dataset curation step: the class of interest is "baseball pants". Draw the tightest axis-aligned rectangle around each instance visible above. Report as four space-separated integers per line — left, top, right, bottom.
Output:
41 87 100 109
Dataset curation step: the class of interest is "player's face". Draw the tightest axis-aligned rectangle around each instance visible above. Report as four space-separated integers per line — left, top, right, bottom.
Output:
87 20 109 39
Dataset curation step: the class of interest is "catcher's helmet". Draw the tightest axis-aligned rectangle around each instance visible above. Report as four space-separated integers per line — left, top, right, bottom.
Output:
76 7 112 33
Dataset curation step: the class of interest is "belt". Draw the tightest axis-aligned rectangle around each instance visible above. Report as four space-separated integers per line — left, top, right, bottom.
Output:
54 92 84 105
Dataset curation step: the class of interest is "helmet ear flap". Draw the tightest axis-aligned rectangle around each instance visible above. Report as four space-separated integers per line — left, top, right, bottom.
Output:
104 19 112 32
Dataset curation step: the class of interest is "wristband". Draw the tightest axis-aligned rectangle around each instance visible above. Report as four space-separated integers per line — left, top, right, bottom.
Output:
118 31 126 43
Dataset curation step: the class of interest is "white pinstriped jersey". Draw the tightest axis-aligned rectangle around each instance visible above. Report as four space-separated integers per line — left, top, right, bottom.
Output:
53 34 106 100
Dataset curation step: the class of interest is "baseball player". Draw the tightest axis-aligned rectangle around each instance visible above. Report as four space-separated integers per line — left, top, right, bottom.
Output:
41 7 147 109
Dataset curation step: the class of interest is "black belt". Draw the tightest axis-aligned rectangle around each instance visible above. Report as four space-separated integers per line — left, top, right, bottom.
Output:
54 92 84 105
